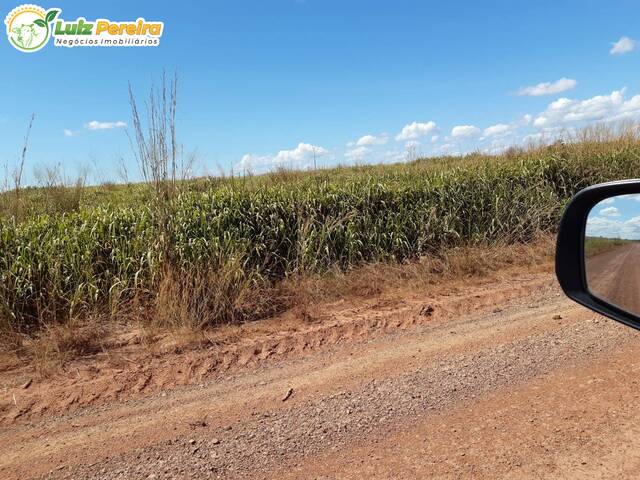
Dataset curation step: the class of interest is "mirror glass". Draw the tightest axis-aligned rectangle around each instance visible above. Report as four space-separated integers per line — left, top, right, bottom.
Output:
585 194 640 316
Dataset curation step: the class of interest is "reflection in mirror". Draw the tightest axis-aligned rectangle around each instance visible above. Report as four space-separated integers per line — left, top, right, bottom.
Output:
585 194 640 317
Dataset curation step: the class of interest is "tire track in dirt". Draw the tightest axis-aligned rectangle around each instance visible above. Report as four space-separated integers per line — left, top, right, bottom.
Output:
1 271 554 425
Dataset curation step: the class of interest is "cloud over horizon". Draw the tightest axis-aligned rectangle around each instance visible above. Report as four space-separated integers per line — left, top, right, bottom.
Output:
238 142 329 172
234 85 640 173
532 88 640 128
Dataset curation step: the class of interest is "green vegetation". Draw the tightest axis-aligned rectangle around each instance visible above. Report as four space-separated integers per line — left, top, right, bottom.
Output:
3 129 640 340
584 236 635 257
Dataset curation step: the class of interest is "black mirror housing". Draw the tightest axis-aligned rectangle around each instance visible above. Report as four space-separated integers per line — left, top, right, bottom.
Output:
556 179 640 330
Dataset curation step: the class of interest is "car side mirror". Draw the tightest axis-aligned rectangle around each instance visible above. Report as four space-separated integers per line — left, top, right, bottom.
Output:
556 179 640 330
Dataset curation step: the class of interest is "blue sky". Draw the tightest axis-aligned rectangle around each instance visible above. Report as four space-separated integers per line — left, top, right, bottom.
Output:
2 0 640 184
588 195 640 239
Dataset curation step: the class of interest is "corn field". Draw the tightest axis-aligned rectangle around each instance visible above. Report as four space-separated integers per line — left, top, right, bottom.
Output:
2 142 640 333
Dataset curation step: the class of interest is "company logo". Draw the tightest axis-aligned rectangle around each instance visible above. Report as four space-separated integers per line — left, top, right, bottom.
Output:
5 4 163 52
5 4 58 52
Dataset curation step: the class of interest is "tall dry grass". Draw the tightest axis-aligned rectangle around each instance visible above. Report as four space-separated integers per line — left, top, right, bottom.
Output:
1 114 34 220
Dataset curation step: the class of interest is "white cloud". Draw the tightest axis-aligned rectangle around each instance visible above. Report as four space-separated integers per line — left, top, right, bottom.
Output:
451 125 481 138
345 146 369 161
86 120 127 130
610 36 637 55
345 146 412 164
533 116 548 128
63 120 126 136
274 142 328 163
355 134 388 146
600 197 615 205
599 206 620 217
481 138 511 155
532 88 640 128
586 216 623 237
586 215 640 239
483 123 512 137
395 121 437 141
237 142 328 173
516 78 577 97
430 135 439 143
237 153 272 172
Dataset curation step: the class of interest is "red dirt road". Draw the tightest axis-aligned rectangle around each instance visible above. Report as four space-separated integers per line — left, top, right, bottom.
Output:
587 242 640 316
2 264 640 479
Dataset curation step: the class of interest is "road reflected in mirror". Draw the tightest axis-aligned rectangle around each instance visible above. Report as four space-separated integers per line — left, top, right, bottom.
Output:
585 194 640 316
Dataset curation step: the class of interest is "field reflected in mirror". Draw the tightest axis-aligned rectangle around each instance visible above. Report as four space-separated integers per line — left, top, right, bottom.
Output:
585 194 640 317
